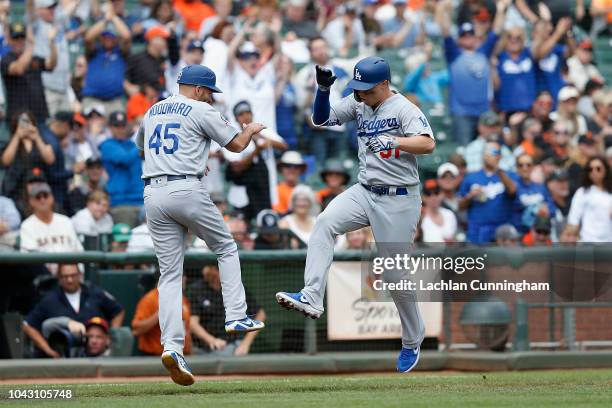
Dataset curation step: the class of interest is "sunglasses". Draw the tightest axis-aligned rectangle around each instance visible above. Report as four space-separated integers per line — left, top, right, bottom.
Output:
535 229 550 235
554 130 570 135
423 190 440 196
508 35 523 41
518 162 533 168
34 192 50 200
487 148 501 156
59 273 80 281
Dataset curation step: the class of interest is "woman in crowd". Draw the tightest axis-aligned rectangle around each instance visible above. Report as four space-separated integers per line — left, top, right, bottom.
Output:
279 185 320 248
550 86 588 142
335 227 374 251
566 156 612 242
420 179 457 243
1 112 55 215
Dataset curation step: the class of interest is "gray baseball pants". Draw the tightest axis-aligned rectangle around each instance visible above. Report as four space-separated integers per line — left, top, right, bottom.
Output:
144 176 247 354
301 183 425 349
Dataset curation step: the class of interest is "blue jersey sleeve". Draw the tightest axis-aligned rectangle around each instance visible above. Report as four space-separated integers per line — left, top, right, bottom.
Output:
443 36 461 64
478 31 500 58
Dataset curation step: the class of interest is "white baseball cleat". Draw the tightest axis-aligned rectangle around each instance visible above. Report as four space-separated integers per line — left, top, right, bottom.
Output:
161 350 195 386
275 291 322 319
224 316 265 334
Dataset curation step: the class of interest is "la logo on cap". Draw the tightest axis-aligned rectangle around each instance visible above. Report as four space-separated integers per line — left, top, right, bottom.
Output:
354 69 361 80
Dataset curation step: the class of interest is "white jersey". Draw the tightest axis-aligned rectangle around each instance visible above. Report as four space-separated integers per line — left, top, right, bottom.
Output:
136 94 239 179
323 93 433 186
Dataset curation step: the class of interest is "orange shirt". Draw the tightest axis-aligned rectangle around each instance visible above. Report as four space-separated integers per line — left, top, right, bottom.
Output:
132 288 192 355
593 0 612 23
126 93 154 122
316 187 332 204
173 0 216 32
273 182 295 214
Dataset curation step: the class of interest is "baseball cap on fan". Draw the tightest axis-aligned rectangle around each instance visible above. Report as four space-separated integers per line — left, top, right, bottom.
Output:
237 42 260 59
437 162 459 178
9 21 26 39
187 40 204 52
257 209 280 234
34 0 58 8
459 22 476 37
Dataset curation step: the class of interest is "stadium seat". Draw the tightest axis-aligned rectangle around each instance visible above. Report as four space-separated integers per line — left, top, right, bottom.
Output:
109 326 135 357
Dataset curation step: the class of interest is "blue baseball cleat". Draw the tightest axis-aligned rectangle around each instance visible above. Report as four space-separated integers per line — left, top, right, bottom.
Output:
225 316 265 334
161 350 195 386
397 346 420 373
275 291 322 319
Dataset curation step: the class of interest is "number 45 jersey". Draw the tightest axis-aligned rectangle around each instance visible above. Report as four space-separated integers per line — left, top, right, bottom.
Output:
136 94 239 179
323 93 434 186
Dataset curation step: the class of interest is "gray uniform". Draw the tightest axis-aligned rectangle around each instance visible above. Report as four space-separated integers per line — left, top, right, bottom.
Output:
136 94 248 354
303 93 433 349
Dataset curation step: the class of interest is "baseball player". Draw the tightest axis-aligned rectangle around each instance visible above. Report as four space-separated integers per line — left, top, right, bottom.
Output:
276 56 435 373
136 65 265 386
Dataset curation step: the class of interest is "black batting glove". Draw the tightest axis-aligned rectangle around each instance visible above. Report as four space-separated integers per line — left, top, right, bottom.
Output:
315 65 337 91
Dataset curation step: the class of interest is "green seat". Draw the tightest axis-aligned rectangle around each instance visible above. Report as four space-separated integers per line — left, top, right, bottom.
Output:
109 327 135 357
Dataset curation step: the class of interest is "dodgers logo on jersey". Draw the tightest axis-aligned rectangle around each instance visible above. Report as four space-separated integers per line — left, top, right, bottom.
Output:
354 69 361 80
418 116 429 128
356 113 400 137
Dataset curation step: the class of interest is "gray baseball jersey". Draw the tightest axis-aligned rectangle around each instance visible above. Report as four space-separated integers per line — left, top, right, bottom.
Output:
323 93 434 186
136 94 238 178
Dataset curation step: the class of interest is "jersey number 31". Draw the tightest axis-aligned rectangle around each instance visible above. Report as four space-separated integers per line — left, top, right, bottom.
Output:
148 123 180 155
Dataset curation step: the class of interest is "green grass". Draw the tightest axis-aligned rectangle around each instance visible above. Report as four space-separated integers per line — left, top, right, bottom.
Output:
1 370 611 407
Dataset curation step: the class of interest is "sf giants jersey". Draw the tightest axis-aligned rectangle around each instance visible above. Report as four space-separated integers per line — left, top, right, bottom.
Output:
324 93 433 186
136 94 238 179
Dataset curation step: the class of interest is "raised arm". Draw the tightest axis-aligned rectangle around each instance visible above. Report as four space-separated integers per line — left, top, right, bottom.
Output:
532 17 572 60
44 26 58 71
492 0 511 35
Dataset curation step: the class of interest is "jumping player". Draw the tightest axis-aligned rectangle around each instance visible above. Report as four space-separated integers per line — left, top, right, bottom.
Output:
276 57 435 373
137 65 265 386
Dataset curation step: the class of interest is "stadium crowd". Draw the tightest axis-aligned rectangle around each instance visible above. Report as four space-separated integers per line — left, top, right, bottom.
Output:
0 0 610 357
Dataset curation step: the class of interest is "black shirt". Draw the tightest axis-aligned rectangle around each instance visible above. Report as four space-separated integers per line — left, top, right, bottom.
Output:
126 51 166 88
187 279 259 349
0 53 49 123
24 284 123 331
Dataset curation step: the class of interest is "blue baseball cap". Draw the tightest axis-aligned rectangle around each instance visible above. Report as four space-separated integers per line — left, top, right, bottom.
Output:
187 40 204 52
458 22 475 37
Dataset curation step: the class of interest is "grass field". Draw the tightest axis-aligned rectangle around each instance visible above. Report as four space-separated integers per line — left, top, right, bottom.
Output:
1 370 611 407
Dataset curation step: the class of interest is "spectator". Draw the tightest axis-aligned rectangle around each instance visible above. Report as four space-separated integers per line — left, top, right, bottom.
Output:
254 209 293 250
437 162 462 215
199 0 233 38
40 315 113 358
166 39 204 95
71 190 113 237
111 223 131 252
70 55 87 104
132 273 192 355
549 119 572 162
31 0 75 116
1 21 57 124
316 160 350 210
226 217 254 251
273 151 307 214
188 265 265 356
226 23 278 131
82 3 131 115
459 141 518 243
402 45 448 107
463 111 515 172
294 36 350 165
279 185 319 248
275 54 299 150
125 25 178 97
493 26 537 114
566 38 604 93
546 169 571 241
567 135 601 194
438 0 508 144
377 0 421 49
566 156 612 242
522 215 553 246
62 113 99 179
126 81 163 123
0 112 54 211
495 224 520 246
591 0 612 37
335 227 374 250
22 263 124 358
0 194 21 250
66 157 106 216
225 100 287 221
173 0 215 32
511 154 556 233
19 182 83 274
421 179 457 243
530 17 573 104
577 79 605 118
586 89 612 142
530 91 555 132
139 0 185 38
321 2 366 57
513 117 543 159
44 111 74 212
550 86 587 141
84 104 111 147
127 210 154 252
281 0 318 40
99 111 143 227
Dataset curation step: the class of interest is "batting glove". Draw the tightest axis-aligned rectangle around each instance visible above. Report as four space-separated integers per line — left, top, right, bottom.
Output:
315 65 337 91
365 135 399 153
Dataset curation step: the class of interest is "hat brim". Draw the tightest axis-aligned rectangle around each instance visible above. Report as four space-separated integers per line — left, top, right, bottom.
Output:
346 79 380 91
177 80 222 93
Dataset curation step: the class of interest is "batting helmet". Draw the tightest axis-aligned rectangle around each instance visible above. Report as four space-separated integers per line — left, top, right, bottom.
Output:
177 65 222 93
346 56 391 91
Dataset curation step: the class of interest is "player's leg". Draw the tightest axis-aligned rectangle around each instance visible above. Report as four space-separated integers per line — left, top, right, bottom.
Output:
277 184 370 317
144 188 194 386
179 182 263 332
366 188 425 372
